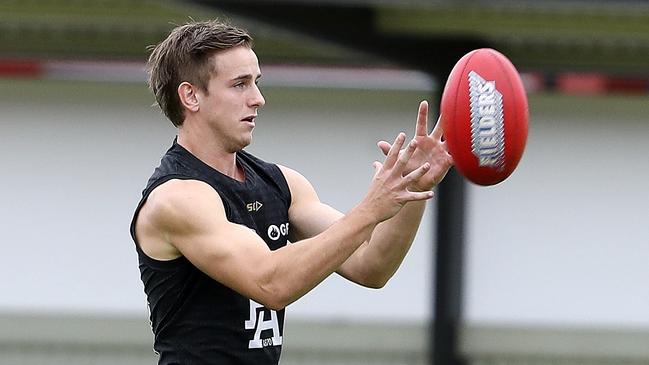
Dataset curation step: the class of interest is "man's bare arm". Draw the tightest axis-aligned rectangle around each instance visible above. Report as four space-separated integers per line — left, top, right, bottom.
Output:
135 133 433 310
284 101 453 288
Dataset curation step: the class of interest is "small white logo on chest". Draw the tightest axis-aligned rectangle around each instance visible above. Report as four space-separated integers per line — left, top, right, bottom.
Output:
246 201 263 212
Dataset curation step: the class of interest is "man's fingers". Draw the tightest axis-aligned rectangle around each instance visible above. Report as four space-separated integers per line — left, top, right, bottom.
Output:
395 139 418 171
372 161 383 177
415 100 429 137
404 189 435 202
377 141 391 156
430 114 444 140
402 162 430 186
384 132 406 168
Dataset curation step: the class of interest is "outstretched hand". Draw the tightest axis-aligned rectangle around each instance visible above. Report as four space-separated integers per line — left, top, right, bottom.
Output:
363 132 435 223
377 101 453 191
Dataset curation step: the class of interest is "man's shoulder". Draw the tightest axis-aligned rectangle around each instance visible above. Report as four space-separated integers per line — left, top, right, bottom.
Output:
151 179 220 207
135 178 227 261
275 165 307 186
143 179 226 230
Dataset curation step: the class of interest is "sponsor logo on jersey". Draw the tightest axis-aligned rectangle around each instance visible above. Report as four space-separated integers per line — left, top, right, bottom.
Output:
267 223 289 241
246 201 264 212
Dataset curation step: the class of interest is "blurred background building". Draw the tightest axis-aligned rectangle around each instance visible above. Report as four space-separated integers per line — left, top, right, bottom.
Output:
0 1 648 364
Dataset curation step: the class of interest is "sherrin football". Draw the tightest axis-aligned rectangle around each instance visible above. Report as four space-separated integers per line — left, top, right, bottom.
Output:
440 48 529 186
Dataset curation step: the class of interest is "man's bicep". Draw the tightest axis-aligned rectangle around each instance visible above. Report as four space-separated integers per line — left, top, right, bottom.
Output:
150 179 273 299
291 200 343 241
278 165 343 241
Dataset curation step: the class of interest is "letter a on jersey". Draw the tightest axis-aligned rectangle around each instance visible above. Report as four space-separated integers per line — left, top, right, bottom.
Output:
245 300 282 348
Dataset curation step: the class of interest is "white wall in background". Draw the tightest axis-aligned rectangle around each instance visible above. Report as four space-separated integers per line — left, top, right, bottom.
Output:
1 80 647 327
465 95 649 327
0 80 433 321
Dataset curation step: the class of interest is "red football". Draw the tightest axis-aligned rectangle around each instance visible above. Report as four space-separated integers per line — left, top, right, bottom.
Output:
440 48 529 186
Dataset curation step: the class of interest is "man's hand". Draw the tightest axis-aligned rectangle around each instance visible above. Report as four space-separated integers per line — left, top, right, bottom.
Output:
361 132 434 223
378 100 454 191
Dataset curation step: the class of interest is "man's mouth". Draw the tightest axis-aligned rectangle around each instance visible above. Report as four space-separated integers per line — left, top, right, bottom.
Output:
242 115 256 124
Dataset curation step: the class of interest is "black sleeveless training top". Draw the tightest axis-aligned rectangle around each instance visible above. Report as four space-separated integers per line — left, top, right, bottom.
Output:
130 139 291 365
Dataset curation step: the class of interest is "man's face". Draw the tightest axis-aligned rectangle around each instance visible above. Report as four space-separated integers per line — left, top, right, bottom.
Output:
198 46 265 152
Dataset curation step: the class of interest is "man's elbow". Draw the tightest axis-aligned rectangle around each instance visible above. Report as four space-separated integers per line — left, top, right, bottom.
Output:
256 283 292 311
355 271 391 289
363 276 389 289
262 299 287 312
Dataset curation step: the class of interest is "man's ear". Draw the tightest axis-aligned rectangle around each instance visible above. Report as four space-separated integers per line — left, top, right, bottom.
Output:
178 82 200 112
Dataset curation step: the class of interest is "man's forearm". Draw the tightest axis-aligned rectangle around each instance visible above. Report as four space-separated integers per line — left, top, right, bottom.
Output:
341 200 427 288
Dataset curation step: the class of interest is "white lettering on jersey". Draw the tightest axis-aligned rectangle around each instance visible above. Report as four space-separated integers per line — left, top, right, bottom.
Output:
245 299 282 349
267 223 289 241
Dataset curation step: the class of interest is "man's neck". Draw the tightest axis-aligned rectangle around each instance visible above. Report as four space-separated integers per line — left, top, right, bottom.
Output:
177 129 243 181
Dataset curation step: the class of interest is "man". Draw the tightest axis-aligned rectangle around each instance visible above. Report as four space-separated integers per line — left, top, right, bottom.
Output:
130 20 453 364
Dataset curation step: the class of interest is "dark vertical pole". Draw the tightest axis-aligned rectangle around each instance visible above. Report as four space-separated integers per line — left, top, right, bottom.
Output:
428 39 484 363
432 169 466 365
